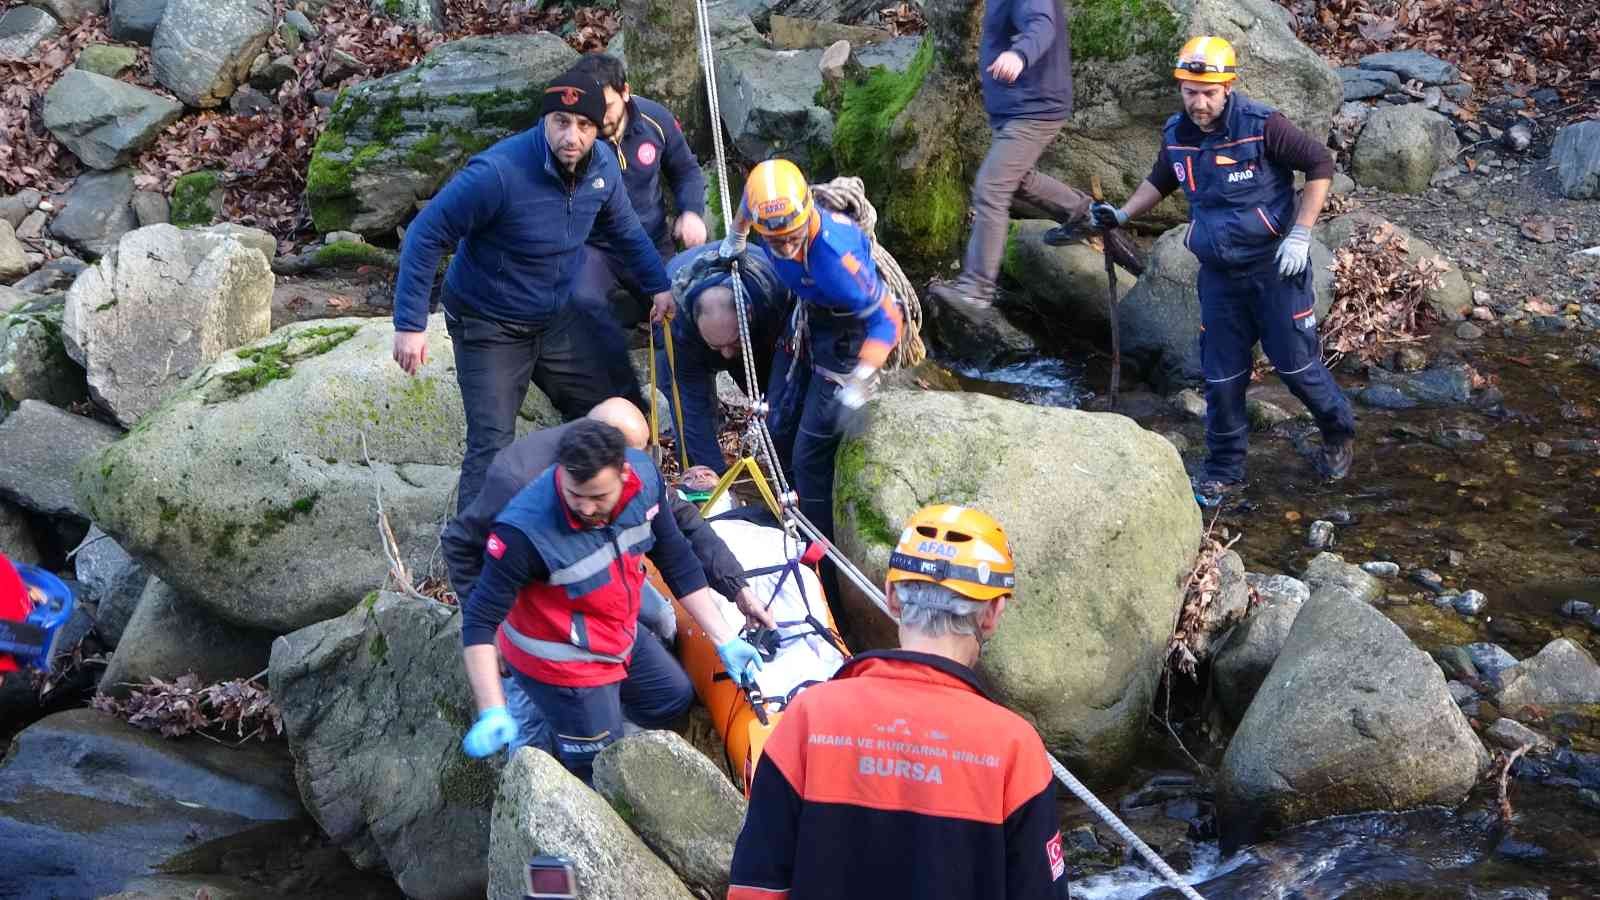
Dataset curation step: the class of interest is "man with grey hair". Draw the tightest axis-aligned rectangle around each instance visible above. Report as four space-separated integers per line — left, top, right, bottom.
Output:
729 504 1070 899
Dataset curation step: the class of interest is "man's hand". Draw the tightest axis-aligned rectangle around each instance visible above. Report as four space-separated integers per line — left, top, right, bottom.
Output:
675 211 708 248
1275 224 1312 278
718 231 746 261
1089 201 1129 230
987 50 1025 84
392 330 428 375
715 635 765 686
837 363 878 411
462 705 517 758
649 290 674 325
734 586 777 630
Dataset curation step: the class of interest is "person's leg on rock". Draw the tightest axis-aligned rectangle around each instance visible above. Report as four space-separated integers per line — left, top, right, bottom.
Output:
529 304 627 421
1196 266 1258 498
512 671 622 784
618 628 694 729
445 308 539 514
1252 266 1356 479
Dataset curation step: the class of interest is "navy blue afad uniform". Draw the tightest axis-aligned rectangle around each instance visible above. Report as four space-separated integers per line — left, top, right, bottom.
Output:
1159 93 1354 483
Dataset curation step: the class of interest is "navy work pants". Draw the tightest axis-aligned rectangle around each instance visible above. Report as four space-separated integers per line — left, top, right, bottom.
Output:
764 345 842 545
508 626 693 783
1198 262 1355 483
570 241 676 414
445 303 614 513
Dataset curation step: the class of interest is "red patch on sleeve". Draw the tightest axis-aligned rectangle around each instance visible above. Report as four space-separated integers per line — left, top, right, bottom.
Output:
1046 832 1065 881
486 532 506 560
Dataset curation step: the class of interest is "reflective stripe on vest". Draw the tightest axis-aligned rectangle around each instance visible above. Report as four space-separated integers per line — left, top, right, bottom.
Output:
502 618 635 664
548 519 655 588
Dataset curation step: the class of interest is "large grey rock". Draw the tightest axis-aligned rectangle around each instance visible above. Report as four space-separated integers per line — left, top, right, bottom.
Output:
31 0 106 25
75 42 139 77
0 284 35 315
43 69 184 171
1552 120 1600 200
1217 590 1488 851
74 526 147 646
63 223 273 427
1118 225 1333 389
100 576 273 695
1336 66 1400 101
1301 551 1384 605
489 747 696 900
50 168 139 260
0 499 42 564
1212 596 1303 723
1495 638 1600 710
0 399 120 518
923 285 1040 366
833 390 1199 779
150 0 273 107
1246 572 1310 606
370 0 442 27
0 220 27 281
12 256 87 295
108 0 167 44
1048 0 1342 226
1000 219 1136 330
1351 106 1461 195
305 34 577 236
1357 50 1460 86
1188 549 1252 663
0 5 59 58
0 189 42 229
0 708 303 900
1363 363 1476 409
0 299 88 409
592 731 745 897
1314 211 1472 321
74 316 557 632
270 592 494 900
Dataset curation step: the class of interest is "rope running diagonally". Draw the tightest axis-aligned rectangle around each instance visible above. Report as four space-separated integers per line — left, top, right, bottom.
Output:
686 5 1203 895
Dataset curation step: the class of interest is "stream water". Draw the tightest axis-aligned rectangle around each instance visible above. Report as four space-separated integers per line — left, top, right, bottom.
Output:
945 325 1600 899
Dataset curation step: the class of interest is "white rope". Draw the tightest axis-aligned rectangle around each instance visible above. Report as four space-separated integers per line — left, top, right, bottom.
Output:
684 12 1200 896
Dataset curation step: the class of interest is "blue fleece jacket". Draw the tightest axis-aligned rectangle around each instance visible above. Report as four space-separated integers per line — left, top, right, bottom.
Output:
588 95 707 257
392 121 671 332
980 0 1073 126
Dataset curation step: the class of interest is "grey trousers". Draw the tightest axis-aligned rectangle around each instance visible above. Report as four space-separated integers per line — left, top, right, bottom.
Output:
959 116 1093 295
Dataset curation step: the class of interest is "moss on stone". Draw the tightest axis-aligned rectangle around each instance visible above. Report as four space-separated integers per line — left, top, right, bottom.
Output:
439 750 497 807
404 129 447 173
360 590 380 611
1070 0 1183 66
834 437 899 549
999 221 1023 281
252 493 319 545
212 325 360 401
169 171 221 228
369 631 388 661
313 240 389 269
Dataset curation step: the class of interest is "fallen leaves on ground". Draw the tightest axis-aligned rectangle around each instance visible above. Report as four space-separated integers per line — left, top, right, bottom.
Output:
1166 525 1254 680
1520 217 1558 243
1322 221 1446 367
93 672 284 742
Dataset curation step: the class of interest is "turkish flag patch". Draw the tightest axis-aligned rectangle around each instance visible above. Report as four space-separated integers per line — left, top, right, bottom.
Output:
1045 831 1065 880
486 532 506 560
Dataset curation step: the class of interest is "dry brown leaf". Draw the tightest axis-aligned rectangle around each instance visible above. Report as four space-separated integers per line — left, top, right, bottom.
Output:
1520 217 1557 243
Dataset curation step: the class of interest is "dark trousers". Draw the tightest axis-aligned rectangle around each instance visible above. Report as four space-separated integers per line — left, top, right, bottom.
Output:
959 117 1093 296
509 628 694 783
765 345 842 545
1198 263 1356 483
571 242 675 413
445 304 615 513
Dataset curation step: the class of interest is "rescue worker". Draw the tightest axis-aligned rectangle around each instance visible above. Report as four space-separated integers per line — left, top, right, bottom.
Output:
728 505 1069 899
443 397 777 758
657 242 793 474
929 0 1110 310
458 419 765 783
568 52 710 412
719 159 902 544
1093 36 1356 504
0 553 33 689
390 68 676 514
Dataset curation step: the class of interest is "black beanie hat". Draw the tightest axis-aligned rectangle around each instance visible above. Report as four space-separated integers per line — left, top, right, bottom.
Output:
540 70 607 128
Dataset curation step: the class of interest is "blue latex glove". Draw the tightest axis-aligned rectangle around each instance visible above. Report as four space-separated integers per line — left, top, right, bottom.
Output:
1275 224 1312 277
715 635 764 686
1089 201 1129 230
462 705 518 758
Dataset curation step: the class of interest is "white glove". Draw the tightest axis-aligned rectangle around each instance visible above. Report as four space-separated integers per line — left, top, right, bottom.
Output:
837 364 878 411
719 231 747 260
1275 224 1312 278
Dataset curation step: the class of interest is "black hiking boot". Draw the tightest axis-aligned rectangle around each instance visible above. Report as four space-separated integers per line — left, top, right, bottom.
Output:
1317 437 1354 481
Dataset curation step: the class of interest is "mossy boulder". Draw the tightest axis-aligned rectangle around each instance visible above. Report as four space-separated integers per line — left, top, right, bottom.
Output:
999 219 1137 331
169 170 223 227
72 314 561 633
832 389 1200 780
1218 589 1489 852
269 591 496 900
304 34 578 237
0 299 88 410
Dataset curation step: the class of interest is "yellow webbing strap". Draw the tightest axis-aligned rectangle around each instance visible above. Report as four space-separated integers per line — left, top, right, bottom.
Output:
700 455 783 521
646 317 690 473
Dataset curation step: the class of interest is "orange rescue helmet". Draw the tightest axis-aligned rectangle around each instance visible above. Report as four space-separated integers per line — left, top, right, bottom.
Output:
1173 36 1238 84
742 159 814 237
886 504 1016 602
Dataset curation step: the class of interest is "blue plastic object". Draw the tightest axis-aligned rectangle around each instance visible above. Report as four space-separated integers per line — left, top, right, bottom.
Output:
0 564 75 672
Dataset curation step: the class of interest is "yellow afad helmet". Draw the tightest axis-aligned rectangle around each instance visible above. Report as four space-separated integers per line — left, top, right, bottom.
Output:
742 158 814 237
1174 36 1238 84
886 505 1016 602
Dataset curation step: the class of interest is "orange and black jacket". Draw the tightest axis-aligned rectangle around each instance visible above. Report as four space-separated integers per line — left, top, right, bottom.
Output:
729 650 1071 899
